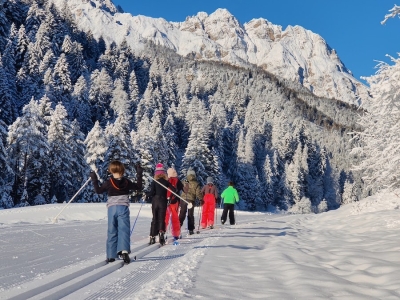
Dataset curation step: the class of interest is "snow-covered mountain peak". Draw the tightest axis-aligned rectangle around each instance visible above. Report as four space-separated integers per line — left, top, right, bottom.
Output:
51 0 371 105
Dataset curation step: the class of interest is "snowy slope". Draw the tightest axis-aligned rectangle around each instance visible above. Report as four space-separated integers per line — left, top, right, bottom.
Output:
2 191 400 299
50 0 370 106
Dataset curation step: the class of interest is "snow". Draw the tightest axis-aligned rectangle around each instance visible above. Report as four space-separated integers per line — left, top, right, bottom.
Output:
50 0 370 106
2 191 400 299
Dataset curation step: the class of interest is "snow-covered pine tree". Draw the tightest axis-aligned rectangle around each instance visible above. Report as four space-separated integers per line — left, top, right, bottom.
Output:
48 53 72 106
180 115 213 186
162 113 177 168
7 99 49 205
0 54 14 125
89 68 113 126
62 36 87 84
84 120 107 176
102 113 137 179
132 116 156 192
47 103 74 203
341 178 358 205
234 128 262 211
71 75 92 133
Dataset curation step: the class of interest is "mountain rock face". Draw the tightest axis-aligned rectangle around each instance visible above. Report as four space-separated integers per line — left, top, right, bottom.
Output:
51 0 370 105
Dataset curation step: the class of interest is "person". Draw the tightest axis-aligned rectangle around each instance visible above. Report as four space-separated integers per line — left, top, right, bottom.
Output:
200 177 218 229
220 181 239 225
165 167 184 242
147 163 176 245
179 167 202 235
90 161 143 264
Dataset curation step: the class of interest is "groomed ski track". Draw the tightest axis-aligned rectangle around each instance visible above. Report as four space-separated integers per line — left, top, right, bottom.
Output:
1 204 254 300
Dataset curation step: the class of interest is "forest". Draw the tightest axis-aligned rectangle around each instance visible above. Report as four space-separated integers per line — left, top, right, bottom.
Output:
0 0 364 212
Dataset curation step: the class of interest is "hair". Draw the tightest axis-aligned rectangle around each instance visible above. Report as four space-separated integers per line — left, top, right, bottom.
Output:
228 181 235 186
155 173 168 181
108 161 125 175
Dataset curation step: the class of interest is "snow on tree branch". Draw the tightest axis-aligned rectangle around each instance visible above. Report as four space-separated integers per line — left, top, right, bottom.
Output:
381 5 400 25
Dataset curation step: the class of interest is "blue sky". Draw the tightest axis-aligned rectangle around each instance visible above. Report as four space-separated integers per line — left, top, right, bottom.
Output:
112 0 399 82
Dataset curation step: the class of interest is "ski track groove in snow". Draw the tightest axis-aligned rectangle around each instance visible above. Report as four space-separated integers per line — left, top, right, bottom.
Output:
66 230 224 300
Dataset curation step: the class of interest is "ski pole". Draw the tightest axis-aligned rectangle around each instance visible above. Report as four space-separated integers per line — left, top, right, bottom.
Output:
147 176 193 209
196 201 203 234
52 178 91 224
130 196 145 237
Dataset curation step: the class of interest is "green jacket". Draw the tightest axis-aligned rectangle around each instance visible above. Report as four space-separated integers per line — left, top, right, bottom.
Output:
221 186 239 204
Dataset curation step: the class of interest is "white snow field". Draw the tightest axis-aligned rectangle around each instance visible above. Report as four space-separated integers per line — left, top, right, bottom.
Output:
1 191 400 299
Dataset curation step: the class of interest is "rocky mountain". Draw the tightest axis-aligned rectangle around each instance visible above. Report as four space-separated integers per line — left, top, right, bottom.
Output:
51 0 370 106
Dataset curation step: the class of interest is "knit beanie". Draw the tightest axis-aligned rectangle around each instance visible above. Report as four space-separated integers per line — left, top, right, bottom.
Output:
206 176 213 184
167 167 178 178
155 163 166 176
187 168 196 177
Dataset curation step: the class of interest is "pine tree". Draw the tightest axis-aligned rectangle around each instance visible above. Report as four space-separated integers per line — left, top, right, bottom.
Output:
71 75 92 133
102 113 137 179
84 121 107 176
89 68 113 126
7 99 49 205
47 103 74 202
0 54 14 124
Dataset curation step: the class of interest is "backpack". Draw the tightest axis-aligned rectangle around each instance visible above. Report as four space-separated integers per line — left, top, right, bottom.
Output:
167 177 179 204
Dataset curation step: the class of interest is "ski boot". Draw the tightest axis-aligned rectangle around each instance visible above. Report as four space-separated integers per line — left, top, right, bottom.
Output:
106 258 115 263
189 230 194 235
121 251 130 264
149 236 156 245
208 225 214 229
173 236 179 245
159 231 166 245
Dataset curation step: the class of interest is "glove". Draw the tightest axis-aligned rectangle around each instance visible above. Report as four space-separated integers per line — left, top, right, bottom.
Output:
135 163 143 175
89 171 98 181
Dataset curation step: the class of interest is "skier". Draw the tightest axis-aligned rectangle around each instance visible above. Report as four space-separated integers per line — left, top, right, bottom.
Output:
220 181 239 225
179 168 202 235
147 163 176 245
90 161 143 264
200 177 218 229
165 167 184 243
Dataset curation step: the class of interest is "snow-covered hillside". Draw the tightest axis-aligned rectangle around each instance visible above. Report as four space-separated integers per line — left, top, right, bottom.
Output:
2 190 400 299
51 0 370 106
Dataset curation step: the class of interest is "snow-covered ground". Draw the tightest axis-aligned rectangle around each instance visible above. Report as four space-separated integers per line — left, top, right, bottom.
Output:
2 191 400 299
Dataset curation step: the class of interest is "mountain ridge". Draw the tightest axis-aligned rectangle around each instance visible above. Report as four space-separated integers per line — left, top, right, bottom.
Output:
51 0 371 106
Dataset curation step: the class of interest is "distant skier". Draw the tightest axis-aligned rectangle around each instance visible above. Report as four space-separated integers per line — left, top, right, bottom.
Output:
179 168 202 235
220 181 239 225
90 161 143 264
147 163 176 245
200 177 218 229
165 167 184 242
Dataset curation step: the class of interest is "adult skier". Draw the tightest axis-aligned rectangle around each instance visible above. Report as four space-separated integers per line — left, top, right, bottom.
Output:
147 163 176 245
179 168 202 235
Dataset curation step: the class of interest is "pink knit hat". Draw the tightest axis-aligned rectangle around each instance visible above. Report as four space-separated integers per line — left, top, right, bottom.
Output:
154 163 166 176
167 167 178 178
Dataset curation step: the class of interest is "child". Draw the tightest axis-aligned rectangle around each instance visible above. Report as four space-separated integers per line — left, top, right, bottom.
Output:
200 177 219 229
165 167 184 241
90 161 143 264
220 181 239 225
147 163 176 245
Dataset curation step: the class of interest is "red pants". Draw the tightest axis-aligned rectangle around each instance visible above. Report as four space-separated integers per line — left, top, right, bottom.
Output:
201 194 216 228
165 202 180 238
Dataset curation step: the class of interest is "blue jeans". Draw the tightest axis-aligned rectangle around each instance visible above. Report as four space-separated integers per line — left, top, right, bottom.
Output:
107 205 130 258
